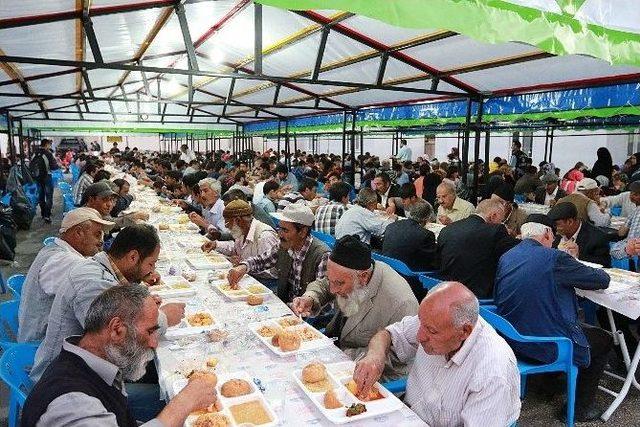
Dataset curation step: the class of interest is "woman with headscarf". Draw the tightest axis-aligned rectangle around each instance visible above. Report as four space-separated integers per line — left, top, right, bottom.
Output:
590 147 613 181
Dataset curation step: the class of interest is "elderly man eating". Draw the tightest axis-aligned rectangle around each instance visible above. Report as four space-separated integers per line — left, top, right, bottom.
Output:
201 199 279 279
435 181 474 225
189 178 227 233
292 235 418 379
354 281 520 426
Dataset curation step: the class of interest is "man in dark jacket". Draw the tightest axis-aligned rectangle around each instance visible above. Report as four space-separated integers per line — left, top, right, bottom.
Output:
437 198 518 298
548 202 611 267
382 200 437 272
534 172 567 206
31 139 60 223
495 214 611 422
373 172 404 216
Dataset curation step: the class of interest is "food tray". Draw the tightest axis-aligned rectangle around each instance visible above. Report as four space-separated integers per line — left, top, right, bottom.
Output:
212 276 272 301
187 254 233 270
174 371 278 427
292 364 403 424
164 310 217 340
149 276 197 298
248 317 333 357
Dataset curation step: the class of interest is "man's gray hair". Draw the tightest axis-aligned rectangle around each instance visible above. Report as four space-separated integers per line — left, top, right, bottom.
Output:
84 285 151 334
437 181 456 195
357 187 378 207
475 198 504 216
521 222 551 239
428 282 479 328
198 178 222 195
407 200 434 223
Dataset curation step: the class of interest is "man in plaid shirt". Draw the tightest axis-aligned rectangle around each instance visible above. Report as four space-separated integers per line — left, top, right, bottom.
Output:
610 181 640 259
314 182 350 236
72 163 99 206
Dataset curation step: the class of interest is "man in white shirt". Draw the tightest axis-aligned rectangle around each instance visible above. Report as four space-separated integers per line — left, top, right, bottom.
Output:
18 208 115 343
354 281 521 427
189 178 227 233
396 139 412 162
436 181 474 225
201 200 279 279
179 144 196 163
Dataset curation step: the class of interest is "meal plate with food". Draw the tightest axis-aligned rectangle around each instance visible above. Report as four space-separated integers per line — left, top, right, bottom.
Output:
173 371 278 427
212 277 272 301
187 254 233 270
292 362 403 424
248 318 332 357
164 310 217 340
149 276 197 298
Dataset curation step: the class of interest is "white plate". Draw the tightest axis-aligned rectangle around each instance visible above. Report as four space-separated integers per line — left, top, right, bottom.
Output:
165 310 217 340
292 364 404 424
248 318 333 357
150 276 197 298
212 277 272 301
174 371 278 427
187 255 233 270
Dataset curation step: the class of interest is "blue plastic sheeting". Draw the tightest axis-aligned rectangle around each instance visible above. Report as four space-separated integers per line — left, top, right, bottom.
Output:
244 82 640 133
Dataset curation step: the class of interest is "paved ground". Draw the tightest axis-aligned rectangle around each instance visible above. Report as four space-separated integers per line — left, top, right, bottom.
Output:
1 189 640 426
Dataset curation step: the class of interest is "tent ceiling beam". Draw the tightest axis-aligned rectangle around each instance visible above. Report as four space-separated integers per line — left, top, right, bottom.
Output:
75 102 84 120
311 28 330 81
0 68 80 87
75 0 86 92
18 117 237 125
296 10 478 96
174 2 199 71
222 78 236 117
0 0 178 29
376 52 389 86
273 84 281 106
0 48 49 117
81 2 103 63
107 99 116 121
81 69 94 98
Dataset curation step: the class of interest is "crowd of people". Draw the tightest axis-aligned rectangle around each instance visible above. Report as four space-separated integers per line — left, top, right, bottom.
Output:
15 138 640 426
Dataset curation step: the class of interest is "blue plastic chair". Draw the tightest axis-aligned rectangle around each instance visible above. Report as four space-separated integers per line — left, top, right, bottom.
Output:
51 169 64 186
63 193 76 213
311 230 337 248
0 343 39 427
7 275 25 299
0 192 11 206
58 181 72 195
22 184 39 209
0 300 19 352
70 164 80 184
610 206 622 217
418 273 442 290
43 236 56 246
480 306 577 427
372 253 436 278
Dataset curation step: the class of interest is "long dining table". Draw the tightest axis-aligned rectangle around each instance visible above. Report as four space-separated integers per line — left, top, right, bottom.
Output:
117 174 427 427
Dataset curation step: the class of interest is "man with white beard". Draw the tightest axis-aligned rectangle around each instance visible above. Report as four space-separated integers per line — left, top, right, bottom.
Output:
292 235 418 380
201 199 279 280
22 285 219 427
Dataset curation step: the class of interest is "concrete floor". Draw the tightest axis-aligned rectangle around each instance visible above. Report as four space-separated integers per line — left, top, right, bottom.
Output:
1 190 640 426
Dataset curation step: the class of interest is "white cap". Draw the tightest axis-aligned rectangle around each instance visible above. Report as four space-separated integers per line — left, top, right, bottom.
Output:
576 178 599 191
60 207 115 233
270 202 315 227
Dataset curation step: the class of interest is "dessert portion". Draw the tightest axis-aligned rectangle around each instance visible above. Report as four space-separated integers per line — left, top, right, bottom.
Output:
272 330 301 352
187 312 214 327
187 370 218 386
193 413 230 427
247 294 263 305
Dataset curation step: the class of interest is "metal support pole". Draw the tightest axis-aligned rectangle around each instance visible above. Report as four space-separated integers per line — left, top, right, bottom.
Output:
17 119 25 170
360 127 364 187
472 99 484 204
349 110 357 187
484 129 490 178
543 126 550 162
461 99 473 187
6 112 15 165
254 3 262 75
284 121 290 169
277 120 281 156
175 2 199 71
341 111 347 172
548 127 555 162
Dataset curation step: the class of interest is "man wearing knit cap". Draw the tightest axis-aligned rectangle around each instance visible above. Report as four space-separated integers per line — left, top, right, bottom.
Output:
201 200 279 279
292 235 418 379
18 207 115 343
227 203 331 302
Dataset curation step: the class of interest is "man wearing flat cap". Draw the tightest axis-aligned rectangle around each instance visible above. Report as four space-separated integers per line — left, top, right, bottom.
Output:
535 173 566 206
201 200 279 280
548 202 610 267
292 235 418 379
557 177 611 226
491 183 527 235
494 214 612 422
227 203 331 302
82 180 148 230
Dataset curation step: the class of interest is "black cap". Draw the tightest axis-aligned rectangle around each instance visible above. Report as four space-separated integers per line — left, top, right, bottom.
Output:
629 181 640 194
523 213 556 233
492 183 514 203
547 202 578 221
329 235 372 270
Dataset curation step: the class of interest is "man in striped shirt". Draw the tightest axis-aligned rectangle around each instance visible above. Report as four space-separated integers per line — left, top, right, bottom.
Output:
72 162 99 206
314 182 350 236
354 282 521 427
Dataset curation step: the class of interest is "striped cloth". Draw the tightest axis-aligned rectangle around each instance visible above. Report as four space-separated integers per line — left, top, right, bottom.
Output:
386 315 521 427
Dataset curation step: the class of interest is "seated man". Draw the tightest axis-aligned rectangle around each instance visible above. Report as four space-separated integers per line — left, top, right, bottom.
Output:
491 183 527 236
535 173 566 206
83 181 148 229
277 177 318 211
548 202 611 267
601 189 637 218
314 181 350 236
31 224 185 383
373 172 403 216
189 178 226 233
335 188 395 245
227 203 330 302
255 179 279 214
435 181 474 225
398 183 424 211
611 182 640 259
292 235 418 379
72 162 99 206
557 178 611 227
19 208 114 343
437 199 518 298
495 216 612 421
202 200 279 279
353 282 520 426
382 200 437 272
23 285 217 427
